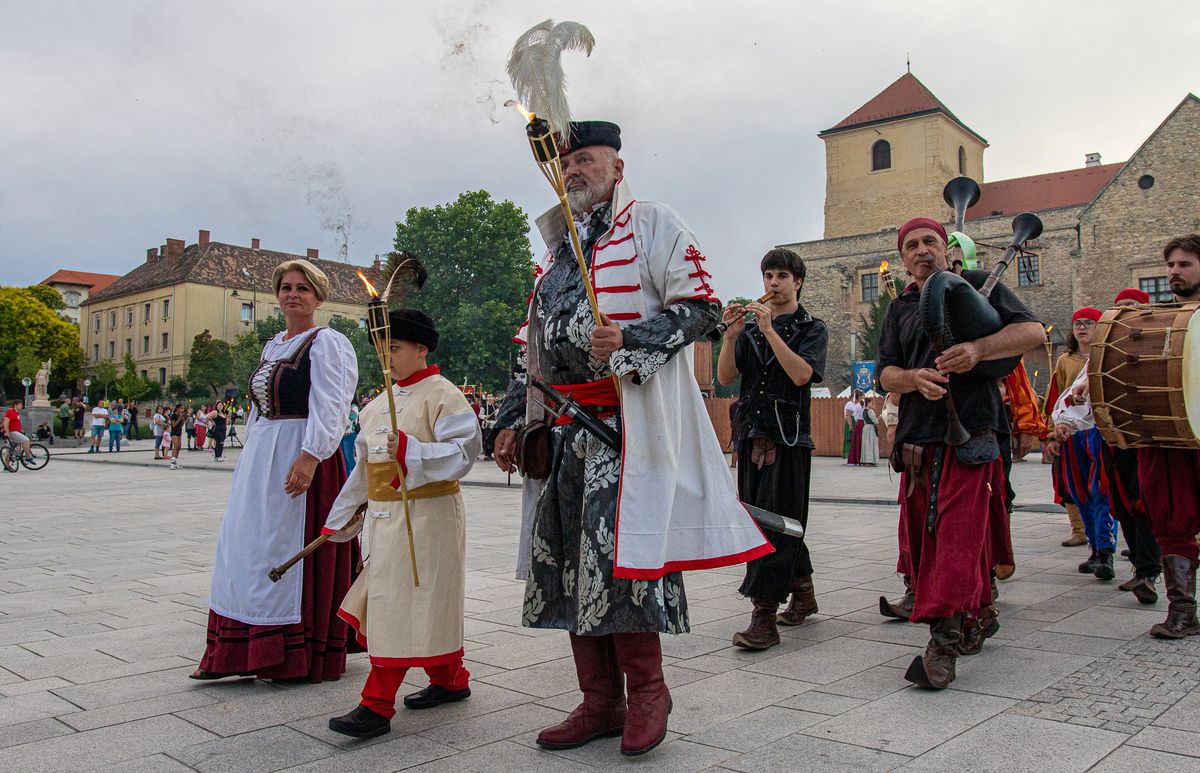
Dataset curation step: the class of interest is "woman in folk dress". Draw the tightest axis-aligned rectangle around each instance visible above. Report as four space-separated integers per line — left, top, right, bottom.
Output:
193 259 359 683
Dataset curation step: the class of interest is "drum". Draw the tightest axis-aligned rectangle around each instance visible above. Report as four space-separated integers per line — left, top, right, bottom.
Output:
1088 302 1200 449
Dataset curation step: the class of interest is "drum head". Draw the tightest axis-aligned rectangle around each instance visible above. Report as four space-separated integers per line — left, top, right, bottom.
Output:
1188 309 1200 443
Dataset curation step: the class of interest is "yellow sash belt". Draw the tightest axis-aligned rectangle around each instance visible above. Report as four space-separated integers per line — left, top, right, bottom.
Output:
366 462 460 502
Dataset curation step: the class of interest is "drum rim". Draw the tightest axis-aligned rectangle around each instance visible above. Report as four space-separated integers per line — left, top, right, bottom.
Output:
1187 308 1200 444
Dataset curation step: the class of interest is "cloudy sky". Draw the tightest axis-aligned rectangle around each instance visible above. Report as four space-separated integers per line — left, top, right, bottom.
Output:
2 1 1197 301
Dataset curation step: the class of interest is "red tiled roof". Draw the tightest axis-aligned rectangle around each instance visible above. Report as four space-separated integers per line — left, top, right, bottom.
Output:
966 163 1123 220
821 73 986 144
40 270 122 294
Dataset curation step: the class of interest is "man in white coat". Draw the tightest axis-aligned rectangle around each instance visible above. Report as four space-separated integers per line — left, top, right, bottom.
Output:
324 309 482 738
493 121 771 757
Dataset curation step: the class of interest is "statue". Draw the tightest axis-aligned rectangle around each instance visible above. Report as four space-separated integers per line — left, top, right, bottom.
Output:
32 359 51 408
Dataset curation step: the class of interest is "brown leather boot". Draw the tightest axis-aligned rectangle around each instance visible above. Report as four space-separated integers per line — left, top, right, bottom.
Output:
879 576 914 620
777 576 818 626
957 606 999 656
535 634 625 750
1150 556 1200 639
611 632 671 756
732 599 780 649
1062 504 1087 546
904 614 964 689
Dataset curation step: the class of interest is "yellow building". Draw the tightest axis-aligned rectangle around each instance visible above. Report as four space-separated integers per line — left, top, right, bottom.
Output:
80 230 378 387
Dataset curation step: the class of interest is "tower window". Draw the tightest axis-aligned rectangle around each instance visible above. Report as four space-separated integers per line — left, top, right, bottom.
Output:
958 146 967 175
871 140 891 171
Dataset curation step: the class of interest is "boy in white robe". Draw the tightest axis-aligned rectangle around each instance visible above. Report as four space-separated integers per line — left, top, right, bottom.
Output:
324 309 482 738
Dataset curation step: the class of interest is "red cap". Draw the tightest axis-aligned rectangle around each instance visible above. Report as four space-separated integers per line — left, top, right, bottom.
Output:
1114 288 1149 305
897 218 948 252
1072 307 1103 323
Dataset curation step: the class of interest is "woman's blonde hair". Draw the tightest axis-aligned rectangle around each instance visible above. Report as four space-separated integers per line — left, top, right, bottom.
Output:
272 259 331 302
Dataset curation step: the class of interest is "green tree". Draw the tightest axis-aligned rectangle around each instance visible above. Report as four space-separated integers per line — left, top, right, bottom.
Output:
187 330 233 398
328 317 382 397
167 375 189 400
855 278 900 363
92 359 119 399
392 190 533 392
0 286 85 398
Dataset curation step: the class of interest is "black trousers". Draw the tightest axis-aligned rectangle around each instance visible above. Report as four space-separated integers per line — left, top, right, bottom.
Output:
1101 444 1161 579
738 439 813 603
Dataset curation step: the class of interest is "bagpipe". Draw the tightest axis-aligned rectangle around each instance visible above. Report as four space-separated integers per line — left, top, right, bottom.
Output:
918 176 1043 445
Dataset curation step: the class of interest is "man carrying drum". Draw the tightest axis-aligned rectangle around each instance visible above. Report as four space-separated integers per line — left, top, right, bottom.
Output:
1138 234 1200 638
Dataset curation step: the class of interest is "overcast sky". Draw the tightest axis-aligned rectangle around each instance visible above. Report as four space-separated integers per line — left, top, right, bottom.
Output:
2 1 1197 301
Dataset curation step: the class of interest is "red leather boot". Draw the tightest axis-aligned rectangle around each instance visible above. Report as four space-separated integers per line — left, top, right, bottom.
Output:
535 633 625 749
611 632 671 756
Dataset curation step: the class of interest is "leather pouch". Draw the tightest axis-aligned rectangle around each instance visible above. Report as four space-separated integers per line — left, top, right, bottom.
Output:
516 419 552 480
954 430 1000 466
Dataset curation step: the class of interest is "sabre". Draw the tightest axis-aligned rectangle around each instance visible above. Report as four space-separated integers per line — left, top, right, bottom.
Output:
269 507 365 583
530 377 803 539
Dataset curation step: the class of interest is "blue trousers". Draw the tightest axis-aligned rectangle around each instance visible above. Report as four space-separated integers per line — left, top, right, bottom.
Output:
1063 428 1117 552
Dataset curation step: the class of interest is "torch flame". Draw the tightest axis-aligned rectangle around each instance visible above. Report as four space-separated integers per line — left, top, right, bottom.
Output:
356 270 380 299
879 260 889 274
1045 324 1054 334
504 99 536 123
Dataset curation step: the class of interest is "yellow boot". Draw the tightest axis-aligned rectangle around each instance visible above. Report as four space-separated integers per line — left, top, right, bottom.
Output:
1061 503 1087 547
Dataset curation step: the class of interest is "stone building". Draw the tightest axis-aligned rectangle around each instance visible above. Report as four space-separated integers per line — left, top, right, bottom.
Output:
38 270 121 323
79 230 378 386
780 73 1200 391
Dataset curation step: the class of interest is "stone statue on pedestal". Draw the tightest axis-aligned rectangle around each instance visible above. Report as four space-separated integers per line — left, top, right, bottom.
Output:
32 359 52 408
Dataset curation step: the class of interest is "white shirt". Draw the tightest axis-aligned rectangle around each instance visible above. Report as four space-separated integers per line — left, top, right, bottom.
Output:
91 406 108 427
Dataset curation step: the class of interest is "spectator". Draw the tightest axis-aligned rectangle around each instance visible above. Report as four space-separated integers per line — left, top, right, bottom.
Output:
168 404 185 469
107 403 125 452
185 407 196 450
194 406 209 452
153 405 167 460
57 401 71 438
207 403 229 462
89 400 109 454
73 399 86 440
4 399 31 460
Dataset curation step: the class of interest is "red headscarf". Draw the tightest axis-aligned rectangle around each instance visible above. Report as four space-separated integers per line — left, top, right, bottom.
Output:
1072 307 1102 323
897 218 948 252
1114 288 1149 304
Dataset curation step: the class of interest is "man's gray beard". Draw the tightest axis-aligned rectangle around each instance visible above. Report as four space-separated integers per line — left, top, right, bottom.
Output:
566 179 612 215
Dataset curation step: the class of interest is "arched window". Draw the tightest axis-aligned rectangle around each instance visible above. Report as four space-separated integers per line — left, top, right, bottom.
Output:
958 146 967 175
871 140 891 171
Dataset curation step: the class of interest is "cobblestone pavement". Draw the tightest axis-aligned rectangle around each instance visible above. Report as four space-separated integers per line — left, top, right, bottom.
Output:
1 449 1197 771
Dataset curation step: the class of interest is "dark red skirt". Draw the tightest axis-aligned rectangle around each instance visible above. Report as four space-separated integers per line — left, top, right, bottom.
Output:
200 453 361 682
847 420 864 465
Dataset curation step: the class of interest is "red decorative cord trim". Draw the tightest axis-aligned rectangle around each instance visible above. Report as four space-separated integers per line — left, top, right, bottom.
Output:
594 255 638 270
683 245 716 297
594 233 634 252
595 284 641 294
606 312 642 321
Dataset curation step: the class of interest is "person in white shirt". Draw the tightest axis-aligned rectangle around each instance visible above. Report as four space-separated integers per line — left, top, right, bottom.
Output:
89 401 109 454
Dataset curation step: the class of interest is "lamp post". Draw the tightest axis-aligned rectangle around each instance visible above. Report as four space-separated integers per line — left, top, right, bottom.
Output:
84 378 91 404
21 377 31 408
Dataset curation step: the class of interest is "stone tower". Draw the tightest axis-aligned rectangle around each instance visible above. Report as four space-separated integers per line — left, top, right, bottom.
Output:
819 73 988 238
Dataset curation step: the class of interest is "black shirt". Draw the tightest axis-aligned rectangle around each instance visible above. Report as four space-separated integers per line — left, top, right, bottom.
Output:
734 307 828 448
877 270 1039 446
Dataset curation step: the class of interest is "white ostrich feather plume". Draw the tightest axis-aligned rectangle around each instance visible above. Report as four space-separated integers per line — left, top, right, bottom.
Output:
507 19 595 137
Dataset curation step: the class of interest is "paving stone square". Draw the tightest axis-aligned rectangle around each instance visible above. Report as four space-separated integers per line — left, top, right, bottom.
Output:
0 447 1195 770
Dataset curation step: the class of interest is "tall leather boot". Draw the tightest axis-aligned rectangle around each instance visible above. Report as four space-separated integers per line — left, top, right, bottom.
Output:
879 576 915 620
1062 504 1087 546
904 613 964 689
611 632 670 756
535 634 625 750
732 599 780 649
777 576 818 626
1150 556 1200 639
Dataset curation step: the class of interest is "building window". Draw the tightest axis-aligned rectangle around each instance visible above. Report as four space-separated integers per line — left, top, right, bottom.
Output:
958 146 967 175
144 302 151 322
124 338 132 355
860 271 879 302
240 303 254 323
358 318 368 328
109 310 117 329
93 344 99 361
162 299 170 318
140 370 147 380
63 291 81 308
107 342 115 358
142 336 150 354
1017 255 1041 287
158 368 167 385
126 307 133 326
871 140 891 171
1140 276 1173 303
161 332 169 351
272 305 281 317
94 314 101 332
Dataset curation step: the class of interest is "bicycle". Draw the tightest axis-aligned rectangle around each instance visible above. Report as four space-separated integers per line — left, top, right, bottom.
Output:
0 434 49 472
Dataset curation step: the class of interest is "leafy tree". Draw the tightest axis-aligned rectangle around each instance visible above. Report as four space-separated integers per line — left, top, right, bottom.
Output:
328 317 383 397
391 190 533 392
167 375 189 400
92 359 119 399
710 296 753 398
187 330 233 398
0 286 85 398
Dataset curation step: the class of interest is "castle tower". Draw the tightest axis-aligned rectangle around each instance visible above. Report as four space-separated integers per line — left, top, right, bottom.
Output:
819 73 988 238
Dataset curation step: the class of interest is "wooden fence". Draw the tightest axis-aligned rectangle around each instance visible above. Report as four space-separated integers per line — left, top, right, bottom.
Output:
704 396 891 459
